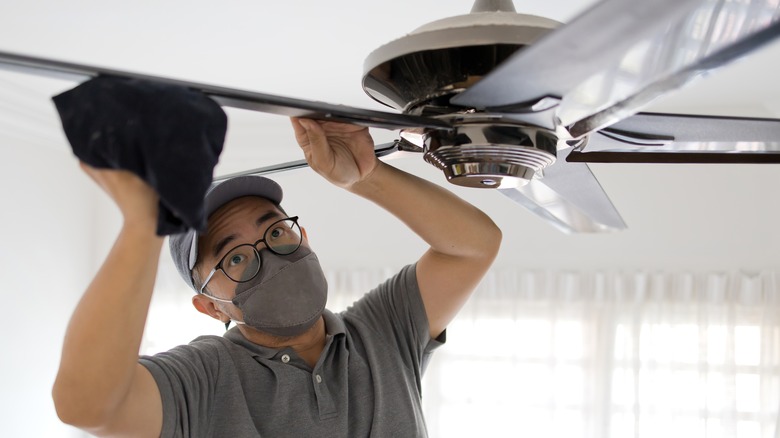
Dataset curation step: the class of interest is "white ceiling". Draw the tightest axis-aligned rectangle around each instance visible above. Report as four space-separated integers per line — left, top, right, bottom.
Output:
1 0 779 272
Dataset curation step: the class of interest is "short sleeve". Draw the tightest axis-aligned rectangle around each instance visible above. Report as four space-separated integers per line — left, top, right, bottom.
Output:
138 336 225 438
343 263 445 375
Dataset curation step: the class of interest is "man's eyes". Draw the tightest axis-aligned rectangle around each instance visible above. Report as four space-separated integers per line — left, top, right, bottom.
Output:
228 254 246 266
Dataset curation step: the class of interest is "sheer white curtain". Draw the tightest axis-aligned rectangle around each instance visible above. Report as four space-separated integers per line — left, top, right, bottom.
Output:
142 265 780 438
426 269 780 438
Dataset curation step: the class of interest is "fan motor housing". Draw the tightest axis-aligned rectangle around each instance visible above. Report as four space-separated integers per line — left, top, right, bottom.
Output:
363 10 562 188
423 119 558 188
362 11 561 113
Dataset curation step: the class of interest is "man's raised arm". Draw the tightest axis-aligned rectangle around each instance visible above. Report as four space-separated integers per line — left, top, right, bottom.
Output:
291 118 502 338
52 164 163 437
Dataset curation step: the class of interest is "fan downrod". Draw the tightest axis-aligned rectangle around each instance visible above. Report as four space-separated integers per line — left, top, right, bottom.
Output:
471 0 516 13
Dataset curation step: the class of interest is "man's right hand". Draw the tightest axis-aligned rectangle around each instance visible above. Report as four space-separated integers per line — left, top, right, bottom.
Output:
79 162 159 231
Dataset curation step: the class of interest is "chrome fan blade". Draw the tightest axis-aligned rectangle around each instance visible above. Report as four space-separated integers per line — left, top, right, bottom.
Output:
451 0 703 109
568 112 780 163
0 50 450 131
569 14 780 137
213 141 403 182
499 147 626 233
453 0 780 135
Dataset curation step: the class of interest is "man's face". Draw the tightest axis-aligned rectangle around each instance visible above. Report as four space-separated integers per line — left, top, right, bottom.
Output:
195 195 305 301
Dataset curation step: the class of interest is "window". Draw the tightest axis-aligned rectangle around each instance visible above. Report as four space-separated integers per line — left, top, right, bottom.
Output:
420 270 780 438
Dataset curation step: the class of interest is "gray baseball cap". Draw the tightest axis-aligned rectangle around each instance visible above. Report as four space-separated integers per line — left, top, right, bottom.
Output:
169 175 283 290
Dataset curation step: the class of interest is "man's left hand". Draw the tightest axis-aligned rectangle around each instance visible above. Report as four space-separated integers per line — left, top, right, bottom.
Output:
291 118 378 190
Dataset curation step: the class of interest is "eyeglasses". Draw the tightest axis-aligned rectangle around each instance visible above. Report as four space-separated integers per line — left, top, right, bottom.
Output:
199 216 302 294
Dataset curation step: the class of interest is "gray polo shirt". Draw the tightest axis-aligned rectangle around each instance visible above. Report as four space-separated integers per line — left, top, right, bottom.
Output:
139 263 445 437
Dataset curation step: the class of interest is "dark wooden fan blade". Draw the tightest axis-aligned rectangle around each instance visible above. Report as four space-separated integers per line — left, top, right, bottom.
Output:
0 49 451 132
569 112 780 163
499 147 626 233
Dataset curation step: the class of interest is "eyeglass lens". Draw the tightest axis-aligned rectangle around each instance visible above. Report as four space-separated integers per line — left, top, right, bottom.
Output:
221 218 302 282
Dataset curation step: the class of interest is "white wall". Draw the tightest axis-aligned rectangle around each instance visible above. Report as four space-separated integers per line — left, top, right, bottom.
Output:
0 141 99 437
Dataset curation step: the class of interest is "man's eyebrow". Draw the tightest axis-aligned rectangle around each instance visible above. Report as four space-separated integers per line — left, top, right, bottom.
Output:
256 211 282 228
211 210 283 259
212 233 238 259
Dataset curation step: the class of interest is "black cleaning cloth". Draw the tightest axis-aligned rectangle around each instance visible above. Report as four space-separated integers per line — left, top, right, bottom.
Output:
53 76 227 235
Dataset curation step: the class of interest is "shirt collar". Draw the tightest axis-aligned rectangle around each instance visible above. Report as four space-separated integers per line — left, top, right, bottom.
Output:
223 309 345 359
322 308 346 338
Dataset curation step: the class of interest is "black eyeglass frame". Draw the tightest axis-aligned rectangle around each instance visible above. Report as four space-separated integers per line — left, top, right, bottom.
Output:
198 216 301 294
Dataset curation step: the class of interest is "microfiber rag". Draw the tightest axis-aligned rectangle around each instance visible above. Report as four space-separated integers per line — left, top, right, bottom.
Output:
53 76 227 235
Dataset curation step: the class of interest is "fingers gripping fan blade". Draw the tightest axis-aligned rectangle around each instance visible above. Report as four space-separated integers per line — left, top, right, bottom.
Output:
499 147 626 233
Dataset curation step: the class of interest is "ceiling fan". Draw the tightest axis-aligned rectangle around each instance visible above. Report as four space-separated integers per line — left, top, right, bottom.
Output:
1 0 779 233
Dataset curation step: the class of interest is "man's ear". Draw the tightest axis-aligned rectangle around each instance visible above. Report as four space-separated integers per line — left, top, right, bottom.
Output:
301 226 308 240
192 294 225 322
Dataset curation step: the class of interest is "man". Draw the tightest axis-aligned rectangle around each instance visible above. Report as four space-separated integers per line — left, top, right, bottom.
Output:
52 118 502 437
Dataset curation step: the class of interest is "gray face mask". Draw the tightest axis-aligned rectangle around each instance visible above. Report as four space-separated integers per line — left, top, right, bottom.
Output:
211 246 328 337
